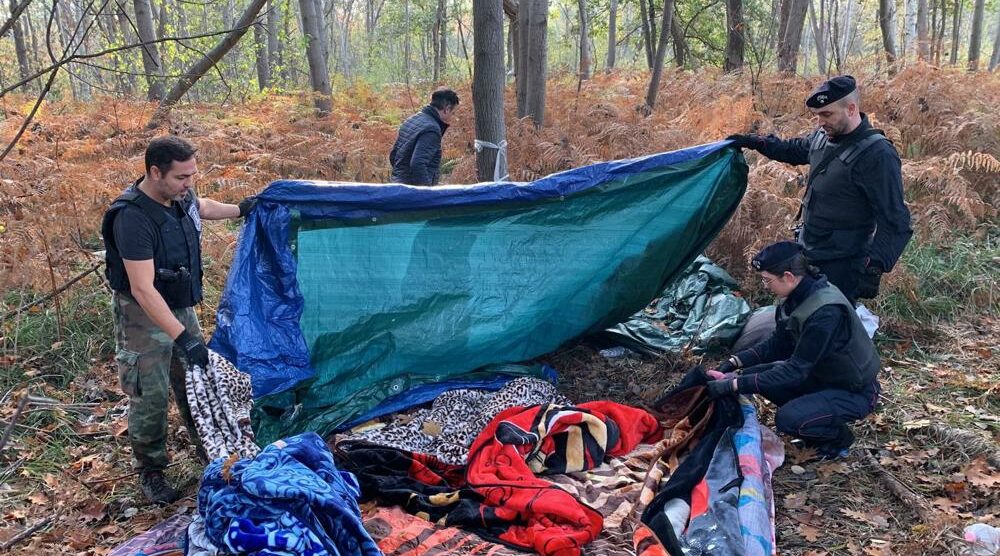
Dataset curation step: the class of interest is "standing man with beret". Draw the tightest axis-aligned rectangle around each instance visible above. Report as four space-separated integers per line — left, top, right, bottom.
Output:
102 136 257 504
705 241 881 459
727 75 913 306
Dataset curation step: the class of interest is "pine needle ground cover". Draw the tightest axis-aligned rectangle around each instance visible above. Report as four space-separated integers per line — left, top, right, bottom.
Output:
0 68 997 554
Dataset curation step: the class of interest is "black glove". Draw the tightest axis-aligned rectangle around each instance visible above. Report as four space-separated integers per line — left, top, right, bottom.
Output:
238 196 258 218
725 134 764 151
706 379 736 399
175 329 209 369
857 260 884 299
718 357 738 374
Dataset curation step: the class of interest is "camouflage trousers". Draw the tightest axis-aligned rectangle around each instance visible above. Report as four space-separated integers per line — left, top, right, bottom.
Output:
112 292 205 471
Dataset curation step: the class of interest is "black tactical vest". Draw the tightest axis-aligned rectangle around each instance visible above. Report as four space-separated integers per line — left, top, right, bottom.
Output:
102 185 203 309
779 284 880 392
800 128 889 261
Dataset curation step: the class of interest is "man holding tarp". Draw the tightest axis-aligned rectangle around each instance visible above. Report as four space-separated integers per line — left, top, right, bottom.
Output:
102 136 256 504
727 75 912 306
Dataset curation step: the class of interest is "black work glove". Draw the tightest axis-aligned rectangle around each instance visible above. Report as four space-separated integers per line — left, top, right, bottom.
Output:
857 260 884 300
238 196 258 218
718 357 738 374
706 379 736 400
725 134 764 151
175 329 209 370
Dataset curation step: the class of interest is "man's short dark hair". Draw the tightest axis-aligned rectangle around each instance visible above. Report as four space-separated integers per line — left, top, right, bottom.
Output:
145 135 197 175
430 89 460 110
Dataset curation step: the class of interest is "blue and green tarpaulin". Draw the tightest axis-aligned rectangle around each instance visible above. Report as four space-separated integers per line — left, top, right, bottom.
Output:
209 142 748 443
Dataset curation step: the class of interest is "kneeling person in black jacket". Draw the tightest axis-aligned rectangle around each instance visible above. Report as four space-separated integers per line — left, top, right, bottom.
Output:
706 241 881 459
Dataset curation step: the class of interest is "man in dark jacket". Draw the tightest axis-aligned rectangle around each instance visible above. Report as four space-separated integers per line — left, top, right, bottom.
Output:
389 89 460 186
705 241 881 459
727 75 912 306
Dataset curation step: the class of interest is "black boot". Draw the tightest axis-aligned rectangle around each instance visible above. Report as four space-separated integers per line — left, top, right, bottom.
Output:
139 470 180 505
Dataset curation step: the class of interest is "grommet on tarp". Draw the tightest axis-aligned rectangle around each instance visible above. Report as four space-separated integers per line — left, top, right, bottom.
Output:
473 139 510 182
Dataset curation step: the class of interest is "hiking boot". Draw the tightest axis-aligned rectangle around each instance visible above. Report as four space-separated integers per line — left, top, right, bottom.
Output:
815 445 851 461
139 470 180 505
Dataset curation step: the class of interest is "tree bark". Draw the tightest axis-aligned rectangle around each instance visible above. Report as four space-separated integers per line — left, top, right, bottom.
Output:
149 0 269 125
516 0 529 116
472 0 508 182
903 0 917 59
948 0 961 65
724 0 745 72
809 0 827 72
254 12 270 89
777 0 808 72
133 0 166 99
991 9 1000 71
670 9 687 66
917 0 929 60
577 0 590 79
968 0 986 70
644 0 674 111
878 0 898 64
638 0 654 68
266 0 282 83
298 0 332 112
433 0 446 81
0 0 31 41
606 0 617 71
8 0 31 92
525 0 548 126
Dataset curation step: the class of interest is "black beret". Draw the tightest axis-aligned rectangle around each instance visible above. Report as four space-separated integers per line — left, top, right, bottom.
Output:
805 75 856 108
752 241 804 273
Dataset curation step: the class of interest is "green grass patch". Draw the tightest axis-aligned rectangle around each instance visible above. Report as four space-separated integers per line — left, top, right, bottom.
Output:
876 226 999 327
1 275 114 392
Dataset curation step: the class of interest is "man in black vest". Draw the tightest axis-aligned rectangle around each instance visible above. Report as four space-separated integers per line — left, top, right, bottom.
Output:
705 241 881 459
102 136 255 504
727 75 912 306
389 88 460 186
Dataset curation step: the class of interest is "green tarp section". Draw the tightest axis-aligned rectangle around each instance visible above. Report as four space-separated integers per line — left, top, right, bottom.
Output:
604 256 753 355
244 145 747 443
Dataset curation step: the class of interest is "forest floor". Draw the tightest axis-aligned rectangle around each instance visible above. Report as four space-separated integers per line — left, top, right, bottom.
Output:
1 68 999 554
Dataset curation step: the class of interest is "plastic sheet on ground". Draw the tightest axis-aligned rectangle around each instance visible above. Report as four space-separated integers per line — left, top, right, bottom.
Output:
604 256 752 355
208 142 747 444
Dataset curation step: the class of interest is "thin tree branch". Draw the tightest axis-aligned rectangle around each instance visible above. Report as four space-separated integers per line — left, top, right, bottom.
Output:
0 0 32 40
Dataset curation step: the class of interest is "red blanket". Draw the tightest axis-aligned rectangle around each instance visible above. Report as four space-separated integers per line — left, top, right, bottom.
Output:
466 402 662 556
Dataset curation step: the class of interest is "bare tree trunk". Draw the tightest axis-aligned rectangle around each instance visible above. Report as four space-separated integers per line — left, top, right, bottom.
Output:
403 0 410 82
266 0 282 83
809 0 827 72
525 0 548 126
516 0 530 116
917 0 930 60
934 0 945 64
724 0 745 72
991 9 1000 71
472 0 507 182
903 0 917 59
254 15 270 89
670 9 687 66
8 0 31 92
968 0 986 70
879 0 898 64
606 0 617 71
777 0 808 72
298 0 332 112
133 0 166 99
149 0 269 124
433 0 446 81
644 0 674 111
577 0 590 79
949 0 962 65
777 0 792 50
638 0 654 68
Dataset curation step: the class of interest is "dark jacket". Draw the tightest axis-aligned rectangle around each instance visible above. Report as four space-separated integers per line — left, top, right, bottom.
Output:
731 275 880 394
756 114 912 270
389 105 448 186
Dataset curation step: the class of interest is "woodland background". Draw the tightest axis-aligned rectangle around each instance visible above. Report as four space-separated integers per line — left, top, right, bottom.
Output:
1 0 999 553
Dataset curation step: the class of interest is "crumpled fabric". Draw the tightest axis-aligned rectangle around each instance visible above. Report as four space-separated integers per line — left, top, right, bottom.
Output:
186 350 260 461
338 377 569 464
197 432 380 556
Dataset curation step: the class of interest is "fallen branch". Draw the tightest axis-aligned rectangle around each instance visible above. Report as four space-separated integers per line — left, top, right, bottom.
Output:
0 262 102 322
0 514 55 551
84 461 179 485
0 394 30 453
919 423 1000 468
862 451 933 523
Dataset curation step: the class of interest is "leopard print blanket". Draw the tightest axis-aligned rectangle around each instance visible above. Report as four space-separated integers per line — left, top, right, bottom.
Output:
336 377 570 465
186 350 260 461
